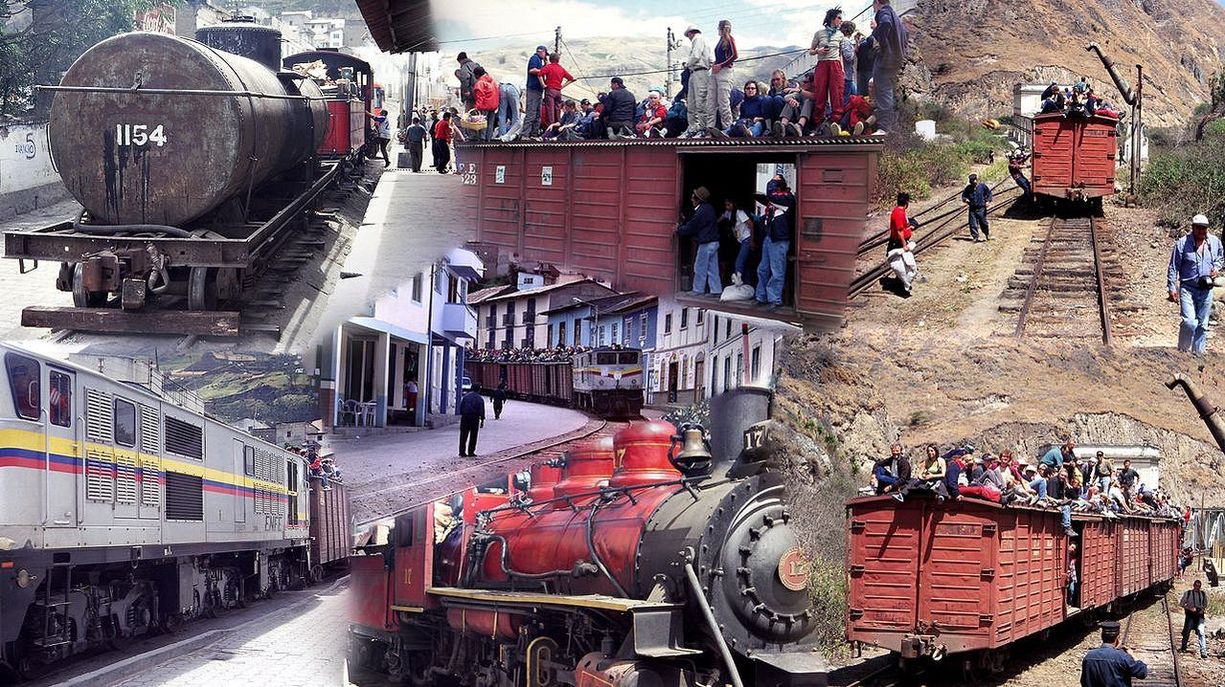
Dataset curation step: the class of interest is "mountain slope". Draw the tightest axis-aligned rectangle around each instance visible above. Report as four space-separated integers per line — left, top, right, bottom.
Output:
907 0 1225 126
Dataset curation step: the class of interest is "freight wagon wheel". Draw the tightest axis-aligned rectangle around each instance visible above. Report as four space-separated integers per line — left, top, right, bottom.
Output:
188 267 218 311
310 564 324 585
15 654 45 680
71 262 107 308
161 613 184 634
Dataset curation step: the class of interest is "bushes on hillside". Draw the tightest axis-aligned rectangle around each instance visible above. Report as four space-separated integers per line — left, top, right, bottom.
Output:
1141 124 1225 227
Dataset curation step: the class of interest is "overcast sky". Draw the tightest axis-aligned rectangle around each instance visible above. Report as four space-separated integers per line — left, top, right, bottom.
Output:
432 0 888 55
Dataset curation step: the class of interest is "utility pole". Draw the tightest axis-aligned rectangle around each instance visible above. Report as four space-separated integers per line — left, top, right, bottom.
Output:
554 26 561 54
666 27 674 97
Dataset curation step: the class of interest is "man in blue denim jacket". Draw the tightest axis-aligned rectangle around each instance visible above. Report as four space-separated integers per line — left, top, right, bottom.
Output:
1167 214 1224 355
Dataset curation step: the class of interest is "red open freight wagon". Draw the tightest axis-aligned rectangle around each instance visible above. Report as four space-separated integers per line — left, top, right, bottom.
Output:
460 138 882 330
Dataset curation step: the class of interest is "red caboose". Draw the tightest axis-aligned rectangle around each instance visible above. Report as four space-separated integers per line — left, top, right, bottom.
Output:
1030 113 1119 204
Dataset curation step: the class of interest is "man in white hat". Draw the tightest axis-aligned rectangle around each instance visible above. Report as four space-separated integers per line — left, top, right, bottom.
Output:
683 24 714 137
1167 213 1224 355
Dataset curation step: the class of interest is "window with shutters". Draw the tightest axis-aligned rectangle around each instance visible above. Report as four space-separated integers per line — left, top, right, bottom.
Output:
165 472 203 520
114 398 136 447
164 416 203 459
5 353 39 421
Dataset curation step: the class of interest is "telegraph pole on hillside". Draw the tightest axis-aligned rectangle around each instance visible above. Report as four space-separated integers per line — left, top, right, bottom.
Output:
666 27 674 96
554 26 561 54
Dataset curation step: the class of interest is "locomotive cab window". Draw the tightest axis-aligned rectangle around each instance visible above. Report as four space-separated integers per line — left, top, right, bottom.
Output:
113 398 136 447
596 352 617 365
5 352 40 421
676 155 799 316
618 352 638 364
48 370 71 427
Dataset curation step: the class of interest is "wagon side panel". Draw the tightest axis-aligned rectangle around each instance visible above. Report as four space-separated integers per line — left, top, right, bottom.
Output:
622 147 680 295
475 147 525 253
521 147 574 268
846 498 924 649
569 148 625 283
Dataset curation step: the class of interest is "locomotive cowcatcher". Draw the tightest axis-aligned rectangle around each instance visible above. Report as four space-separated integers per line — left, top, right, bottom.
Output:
347 386 828 686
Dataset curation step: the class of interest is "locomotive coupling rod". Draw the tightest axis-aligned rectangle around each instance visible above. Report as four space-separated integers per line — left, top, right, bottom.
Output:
34 84 329 101
682 547 746 687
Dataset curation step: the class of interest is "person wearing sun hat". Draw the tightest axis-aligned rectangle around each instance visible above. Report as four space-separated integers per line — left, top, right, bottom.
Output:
1167 213 1223 355
677 186 721 297
682 24 714 137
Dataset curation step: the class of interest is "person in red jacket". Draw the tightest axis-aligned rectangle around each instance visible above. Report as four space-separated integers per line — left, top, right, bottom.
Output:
635 90 668 137
432 111 454 173
472 66 501 140
539 52 575 130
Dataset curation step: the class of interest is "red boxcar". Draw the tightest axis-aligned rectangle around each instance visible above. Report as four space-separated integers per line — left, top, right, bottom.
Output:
1030 113 1118 202
846 495 1179 660
460 139 882 330
284 50 374 158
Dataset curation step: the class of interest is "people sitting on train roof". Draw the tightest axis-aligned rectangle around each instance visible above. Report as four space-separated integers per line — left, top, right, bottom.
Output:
1041 438 1076 471
636 91 669 138
872 443 911 500
725 80 768 137
543 100 582 140
918 445 948 497
321 456 342 483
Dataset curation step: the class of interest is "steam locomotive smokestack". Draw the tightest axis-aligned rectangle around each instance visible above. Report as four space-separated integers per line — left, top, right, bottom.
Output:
708 385 772 478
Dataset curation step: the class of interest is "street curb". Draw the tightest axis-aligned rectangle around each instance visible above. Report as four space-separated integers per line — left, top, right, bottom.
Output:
57 576 349 687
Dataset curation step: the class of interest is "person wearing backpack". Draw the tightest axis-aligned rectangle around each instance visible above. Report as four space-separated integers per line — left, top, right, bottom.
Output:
868 0 908 133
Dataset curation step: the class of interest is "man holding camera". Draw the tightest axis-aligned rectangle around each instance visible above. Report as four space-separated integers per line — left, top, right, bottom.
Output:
1167 214 1224 356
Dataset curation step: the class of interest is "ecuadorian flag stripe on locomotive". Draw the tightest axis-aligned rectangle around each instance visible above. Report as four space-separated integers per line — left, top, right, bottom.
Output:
0 427 289 500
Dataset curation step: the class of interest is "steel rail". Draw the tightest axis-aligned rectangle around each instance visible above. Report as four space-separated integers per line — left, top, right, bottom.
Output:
848 187 1022 297
1090 216 1114 346
857 178 1015 257
1013 216 1059 337
354 418 619 528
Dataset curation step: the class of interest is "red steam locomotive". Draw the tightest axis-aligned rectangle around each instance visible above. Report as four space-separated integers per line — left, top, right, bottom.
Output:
347 387 827 686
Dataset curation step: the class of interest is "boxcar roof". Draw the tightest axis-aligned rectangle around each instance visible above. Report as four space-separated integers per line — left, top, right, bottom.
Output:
458 137 886 151
845 493 1179 523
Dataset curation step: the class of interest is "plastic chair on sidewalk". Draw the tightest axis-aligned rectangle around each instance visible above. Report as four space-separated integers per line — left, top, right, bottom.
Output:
337 398 358 426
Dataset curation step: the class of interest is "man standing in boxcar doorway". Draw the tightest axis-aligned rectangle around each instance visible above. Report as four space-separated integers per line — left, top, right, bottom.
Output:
1167 214 1223 356
677 186 722 297
1080 621 1148 686
458 383 485 457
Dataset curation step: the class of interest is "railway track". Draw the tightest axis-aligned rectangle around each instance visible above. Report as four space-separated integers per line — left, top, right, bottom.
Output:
850 184 1023 298
354 416 631 528
1003 215 1118 345
1122 594 1184 687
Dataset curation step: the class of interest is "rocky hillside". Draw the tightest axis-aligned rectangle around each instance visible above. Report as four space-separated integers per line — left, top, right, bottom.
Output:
905 0 1225 126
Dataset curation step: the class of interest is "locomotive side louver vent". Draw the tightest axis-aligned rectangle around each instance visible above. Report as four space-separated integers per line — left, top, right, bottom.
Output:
85 388 113 443
140 456 160 507
164 416 203 459
165 472 203 521
138 404 160 453
85 449 114 502
115 454 138 504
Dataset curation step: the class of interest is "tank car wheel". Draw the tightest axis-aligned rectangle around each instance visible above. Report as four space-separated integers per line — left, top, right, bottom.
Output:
188 267 219 311
16 654 46 680
161 613 184 634
310 564 324 585
71 262 107 308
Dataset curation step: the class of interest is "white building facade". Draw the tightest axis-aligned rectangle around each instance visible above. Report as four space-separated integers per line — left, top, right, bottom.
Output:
321 248 483 429
649 297 709 405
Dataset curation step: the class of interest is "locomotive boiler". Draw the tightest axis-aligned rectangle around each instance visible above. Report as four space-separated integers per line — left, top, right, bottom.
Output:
348 387 827 686
48 31 328 227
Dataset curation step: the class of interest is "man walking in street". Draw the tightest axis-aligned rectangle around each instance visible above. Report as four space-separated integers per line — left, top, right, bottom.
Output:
1167 214 1223 356
492 383 507 420
404 116 427 172
868 0 908 134
1080 621 1148 686
523 46 548 138
677 186 721 297
458 383 486 457
961 173 993 242
432 112 454 174
683 25 713 137
1180 580 1209 659
370 108 392 166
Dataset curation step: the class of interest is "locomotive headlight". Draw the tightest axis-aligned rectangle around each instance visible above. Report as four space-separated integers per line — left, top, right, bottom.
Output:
16 569 30 588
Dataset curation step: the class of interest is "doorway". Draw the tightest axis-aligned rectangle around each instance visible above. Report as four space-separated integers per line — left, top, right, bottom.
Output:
667 361 679 403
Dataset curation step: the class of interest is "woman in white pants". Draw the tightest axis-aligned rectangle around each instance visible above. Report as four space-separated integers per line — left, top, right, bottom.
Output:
712 20 739 130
